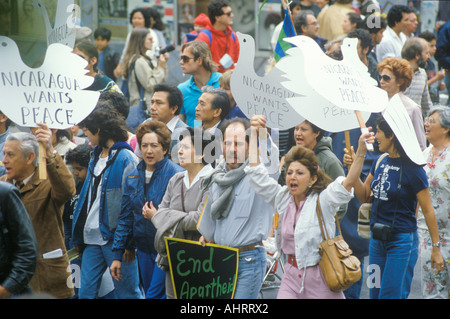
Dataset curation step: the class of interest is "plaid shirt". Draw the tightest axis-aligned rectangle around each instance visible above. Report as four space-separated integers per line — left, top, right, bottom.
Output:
404 67 432 118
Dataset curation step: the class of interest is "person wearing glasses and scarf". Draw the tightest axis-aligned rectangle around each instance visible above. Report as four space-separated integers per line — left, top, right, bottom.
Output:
377 57 427 151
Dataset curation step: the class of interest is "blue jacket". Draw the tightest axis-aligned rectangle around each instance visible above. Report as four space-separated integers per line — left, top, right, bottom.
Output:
72 142 139 247
112 156 184 260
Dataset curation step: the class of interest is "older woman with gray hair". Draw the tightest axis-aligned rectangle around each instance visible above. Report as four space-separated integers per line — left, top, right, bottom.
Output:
417 105 450 299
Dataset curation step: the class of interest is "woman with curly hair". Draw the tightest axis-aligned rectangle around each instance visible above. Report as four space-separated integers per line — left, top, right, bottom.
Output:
378 57 427 150
111 120 184 299
244 127 374 298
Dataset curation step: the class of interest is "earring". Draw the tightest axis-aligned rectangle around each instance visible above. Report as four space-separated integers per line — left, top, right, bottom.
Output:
308 183 312 188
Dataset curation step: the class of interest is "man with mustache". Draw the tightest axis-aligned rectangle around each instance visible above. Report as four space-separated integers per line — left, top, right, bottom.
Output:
402 37 433 119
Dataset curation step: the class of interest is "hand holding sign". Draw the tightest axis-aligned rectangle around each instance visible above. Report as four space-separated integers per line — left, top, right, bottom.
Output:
278 36 389 150
0 36 99 130
30 123 54 179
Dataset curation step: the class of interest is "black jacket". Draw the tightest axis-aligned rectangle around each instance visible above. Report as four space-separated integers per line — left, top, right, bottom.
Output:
0 181 37 295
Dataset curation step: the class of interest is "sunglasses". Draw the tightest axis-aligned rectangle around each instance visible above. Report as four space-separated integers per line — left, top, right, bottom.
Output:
379 74 392 82
222 10 233 16
180 55 195 63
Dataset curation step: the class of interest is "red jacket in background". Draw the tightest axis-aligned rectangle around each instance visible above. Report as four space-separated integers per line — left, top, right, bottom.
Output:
195 24 240 73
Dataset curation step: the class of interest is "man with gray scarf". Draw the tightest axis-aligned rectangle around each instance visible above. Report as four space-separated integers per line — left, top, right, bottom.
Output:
198 115 279 299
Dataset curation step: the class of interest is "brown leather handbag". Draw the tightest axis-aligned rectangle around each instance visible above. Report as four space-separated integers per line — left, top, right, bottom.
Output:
316 197 362 292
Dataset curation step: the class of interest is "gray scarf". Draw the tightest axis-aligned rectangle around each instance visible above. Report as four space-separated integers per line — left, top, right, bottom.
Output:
202 158 249 220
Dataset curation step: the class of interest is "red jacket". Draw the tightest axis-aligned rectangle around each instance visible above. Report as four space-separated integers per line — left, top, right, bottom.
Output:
195 24 240 73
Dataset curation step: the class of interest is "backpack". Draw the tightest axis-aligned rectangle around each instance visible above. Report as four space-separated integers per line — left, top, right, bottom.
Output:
198 29 237 46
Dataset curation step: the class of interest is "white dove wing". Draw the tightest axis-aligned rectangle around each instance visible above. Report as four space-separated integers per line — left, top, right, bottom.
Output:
0 37 99 130
277 38 371 132
284 35 387 113
382 94 425 166
230 32 304 129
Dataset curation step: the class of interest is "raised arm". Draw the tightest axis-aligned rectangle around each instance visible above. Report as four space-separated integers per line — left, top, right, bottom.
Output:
342 130 374 195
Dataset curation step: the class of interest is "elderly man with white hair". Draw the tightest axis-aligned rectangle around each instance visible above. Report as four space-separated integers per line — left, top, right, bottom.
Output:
1 124 75 298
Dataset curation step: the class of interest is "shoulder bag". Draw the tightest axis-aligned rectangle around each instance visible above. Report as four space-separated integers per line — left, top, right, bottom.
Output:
316 196 361 292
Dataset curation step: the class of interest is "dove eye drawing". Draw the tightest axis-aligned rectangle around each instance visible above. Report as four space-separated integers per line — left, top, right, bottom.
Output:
0 36 99 130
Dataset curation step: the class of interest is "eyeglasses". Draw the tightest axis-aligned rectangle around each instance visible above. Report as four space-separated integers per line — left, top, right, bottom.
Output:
424 117 437 124
222 10 233 16
180 55 195 63
379 74 392 82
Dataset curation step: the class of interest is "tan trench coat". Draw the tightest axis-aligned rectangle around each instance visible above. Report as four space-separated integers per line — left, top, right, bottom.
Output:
1 153 76 298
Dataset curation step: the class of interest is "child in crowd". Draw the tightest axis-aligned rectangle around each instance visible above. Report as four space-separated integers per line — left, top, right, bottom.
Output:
94 27 121 81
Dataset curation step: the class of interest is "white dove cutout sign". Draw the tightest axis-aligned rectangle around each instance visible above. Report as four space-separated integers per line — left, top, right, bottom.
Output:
0 36 99 129
230 32 305 129
33 0 77 48
278 35 389 151
382 94 426 166
0 36 100 178
283 36 388 113
276 40 371 133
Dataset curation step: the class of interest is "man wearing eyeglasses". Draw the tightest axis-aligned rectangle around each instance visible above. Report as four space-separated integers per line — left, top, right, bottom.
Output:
294 10 328 52
195 0 240 73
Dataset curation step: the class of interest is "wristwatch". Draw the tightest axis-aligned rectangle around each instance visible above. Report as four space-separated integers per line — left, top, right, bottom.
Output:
431 241 441 247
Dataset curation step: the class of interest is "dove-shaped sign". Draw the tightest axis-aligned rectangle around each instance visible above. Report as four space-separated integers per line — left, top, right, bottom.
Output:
33 0 77 48
382 94 426 166
230 32 305 129
282 35 388 114
275 36 371 132
0 36 99 130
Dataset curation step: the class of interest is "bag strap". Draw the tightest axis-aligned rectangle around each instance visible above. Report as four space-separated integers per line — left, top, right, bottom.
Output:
316 196 341 241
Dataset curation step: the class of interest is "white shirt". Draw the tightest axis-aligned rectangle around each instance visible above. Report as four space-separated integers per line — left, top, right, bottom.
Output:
182 164 214 189
84 156 108 245
166 116 180 133
376 26 407 62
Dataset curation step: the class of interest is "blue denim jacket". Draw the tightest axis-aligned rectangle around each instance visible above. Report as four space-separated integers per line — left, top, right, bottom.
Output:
112 156 184 260
72 142 139 247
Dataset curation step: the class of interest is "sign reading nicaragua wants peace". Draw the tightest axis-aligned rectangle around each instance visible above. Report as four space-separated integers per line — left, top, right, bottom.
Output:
0 36 99 129
165 237 238 299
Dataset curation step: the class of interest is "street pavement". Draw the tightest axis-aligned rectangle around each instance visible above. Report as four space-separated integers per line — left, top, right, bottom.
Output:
258 255 423 299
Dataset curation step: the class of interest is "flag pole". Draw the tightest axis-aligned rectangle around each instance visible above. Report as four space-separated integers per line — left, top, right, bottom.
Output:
281 0 297 35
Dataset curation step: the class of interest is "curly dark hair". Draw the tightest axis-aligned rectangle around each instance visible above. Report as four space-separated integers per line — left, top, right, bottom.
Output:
78 105 129 148
284 145 332 196
386 4 412 28
65 143 93 168
97 91 130 120
135 120 171 153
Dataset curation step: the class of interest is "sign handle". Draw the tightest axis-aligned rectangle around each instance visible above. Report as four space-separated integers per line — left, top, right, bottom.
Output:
39 142 47 179
355 111 373 151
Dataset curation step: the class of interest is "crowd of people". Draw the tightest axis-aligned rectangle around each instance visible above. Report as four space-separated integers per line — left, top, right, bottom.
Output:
0 0 448 300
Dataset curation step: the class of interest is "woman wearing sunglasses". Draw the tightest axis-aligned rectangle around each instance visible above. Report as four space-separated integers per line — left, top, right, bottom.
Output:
377 57 427 151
